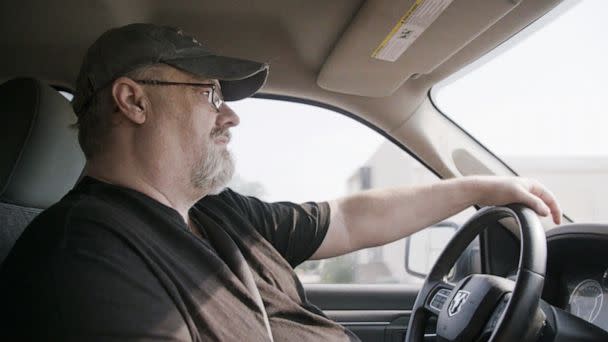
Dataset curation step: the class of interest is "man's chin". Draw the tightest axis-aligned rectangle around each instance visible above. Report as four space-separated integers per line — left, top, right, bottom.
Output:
192 148 235 196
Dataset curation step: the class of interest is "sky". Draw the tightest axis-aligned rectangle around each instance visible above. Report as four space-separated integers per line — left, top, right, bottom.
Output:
227 0 607 203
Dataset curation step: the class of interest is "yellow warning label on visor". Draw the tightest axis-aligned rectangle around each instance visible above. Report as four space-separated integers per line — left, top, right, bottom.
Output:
372 0 454 62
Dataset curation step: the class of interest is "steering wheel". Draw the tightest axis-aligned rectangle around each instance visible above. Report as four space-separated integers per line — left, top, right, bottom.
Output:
405 205 547 342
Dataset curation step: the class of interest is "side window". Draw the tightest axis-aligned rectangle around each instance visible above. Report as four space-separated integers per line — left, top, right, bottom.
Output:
228 98 478 284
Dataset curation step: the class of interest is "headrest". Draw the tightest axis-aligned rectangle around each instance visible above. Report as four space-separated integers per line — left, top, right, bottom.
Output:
0 78 85 208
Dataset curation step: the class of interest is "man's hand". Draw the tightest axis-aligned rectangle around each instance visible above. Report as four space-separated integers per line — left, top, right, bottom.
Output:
472 176 562 225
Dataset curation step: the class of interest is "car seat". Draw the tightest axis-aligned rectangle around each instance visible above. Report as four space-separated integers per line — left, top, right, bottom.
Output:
0 78 84 265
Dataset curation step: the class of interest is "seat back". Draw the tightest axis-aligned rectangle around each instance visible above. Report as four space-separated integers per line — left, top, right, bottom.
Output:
0 78 84 264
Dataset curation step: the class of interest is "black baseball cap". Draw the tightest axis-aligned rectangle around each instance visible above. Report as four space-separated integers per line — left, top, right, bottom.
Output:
73 23 269 115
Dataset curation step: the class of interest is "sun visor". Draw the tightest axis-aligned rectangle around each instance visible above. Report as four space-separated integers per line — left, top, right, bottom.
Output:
318 0 521 97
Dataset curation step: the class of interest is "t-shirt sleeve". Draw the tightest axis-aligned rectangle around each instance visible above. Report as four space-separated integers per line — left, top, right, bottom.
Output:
221 189 331 267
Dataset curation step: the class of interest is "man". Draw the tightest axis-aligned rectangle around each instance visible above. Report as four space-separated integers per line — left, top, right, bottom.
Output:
0 23 561 341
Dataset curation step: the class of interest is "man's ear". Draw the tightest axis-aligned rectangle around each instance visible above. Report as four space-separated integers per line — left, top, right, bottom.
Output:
111 77 148 124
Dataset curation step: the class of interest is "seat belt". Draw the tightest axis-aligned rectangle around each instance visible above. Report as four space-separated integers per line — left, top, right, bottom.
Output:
190 216 274 342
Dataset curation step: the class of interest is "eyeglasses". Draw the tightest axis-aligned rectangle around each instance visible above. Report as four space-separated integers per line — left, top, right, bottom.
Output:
134 79 223 112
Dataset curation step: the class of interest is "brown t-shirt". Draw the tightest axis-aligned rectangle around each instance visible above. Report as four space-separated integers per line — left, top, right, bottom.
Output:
0 177 360 341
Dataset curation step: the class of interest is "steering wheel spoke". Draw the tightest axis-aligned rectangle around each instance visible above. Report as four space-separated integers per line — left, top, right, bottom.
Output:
479 292 511 340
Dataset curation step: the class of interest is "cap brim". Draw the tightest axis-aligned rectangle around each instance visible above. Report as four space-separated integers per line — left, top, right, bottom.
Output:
164 55 268 101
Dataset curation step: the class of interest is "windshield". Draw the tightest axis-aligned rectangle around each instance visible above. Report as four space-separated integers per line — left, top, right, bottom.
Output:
432 0 608 223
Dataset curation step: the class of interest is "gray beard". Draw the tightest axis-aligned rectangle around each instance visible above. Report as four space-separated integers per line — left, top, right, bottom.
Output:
191 142 235 195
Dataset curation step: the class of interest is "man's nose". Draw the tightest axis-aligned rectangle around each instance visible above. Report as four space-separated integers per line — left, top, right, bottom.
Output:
216 103 240 128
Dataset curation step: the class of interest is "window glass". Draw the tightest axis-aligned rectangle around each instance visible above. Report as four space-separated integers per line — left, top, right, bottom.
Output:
432 0 608 223
228 98 477 284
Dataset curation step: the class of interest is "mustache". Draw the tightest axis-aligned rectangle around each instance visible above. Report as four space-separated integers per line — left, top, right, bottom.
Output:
210 127 231 140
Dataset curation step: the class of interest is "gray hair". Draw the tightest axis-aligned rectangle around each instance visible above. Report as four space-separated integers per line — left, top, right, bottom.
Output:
72 64 163 159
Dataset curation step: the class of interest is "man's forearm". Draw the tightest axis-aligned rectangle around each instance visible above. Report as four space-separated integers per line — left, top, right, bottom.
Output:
311 175 560 260
337 177 479 252
310 177 482 260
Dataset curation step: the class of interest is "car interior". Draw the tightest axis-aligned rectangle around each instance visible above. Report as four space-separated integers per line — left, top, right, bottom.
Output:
2 0 607 341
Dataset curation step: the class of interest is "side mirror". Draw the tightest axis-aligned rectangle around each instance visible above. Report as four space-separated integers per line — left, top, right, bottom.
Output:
404 221 458 278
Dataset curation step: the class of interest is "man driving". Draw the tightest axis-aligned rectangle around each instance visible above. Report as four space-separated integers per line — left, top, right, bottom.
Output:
0 23 561 341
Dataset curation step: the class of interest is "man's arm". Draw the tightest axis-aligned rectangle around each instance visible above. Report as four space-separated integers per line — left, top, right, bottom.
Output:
310 176 561 260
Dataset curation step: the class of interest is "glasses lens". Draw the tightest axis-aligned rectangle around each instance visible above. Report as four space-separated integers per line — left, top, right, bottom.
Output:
213 90 223 110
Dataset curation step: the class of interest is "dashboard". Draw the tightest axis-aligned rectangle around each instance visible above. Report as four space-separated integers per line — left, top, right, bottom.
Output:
560 264 608 329
543 224 608 332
